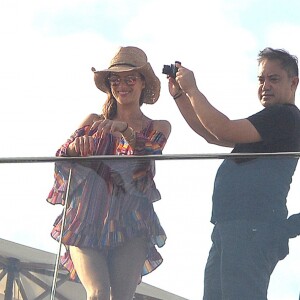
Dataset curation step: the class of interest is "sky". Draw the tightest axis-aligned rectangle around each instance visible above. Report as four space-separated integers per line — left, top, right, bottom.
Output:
0 0 300 299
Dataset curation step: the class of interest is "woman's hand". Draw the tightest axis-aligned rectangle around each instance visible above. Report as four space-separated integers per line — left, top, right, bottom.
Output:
67 119 128 156
68 135 95 157
90 119 128 135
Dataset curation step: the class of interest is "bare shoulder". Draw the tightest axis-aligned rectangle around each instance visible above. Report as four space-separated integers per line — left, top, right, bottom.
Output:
152 119 172 139
78 113 103 128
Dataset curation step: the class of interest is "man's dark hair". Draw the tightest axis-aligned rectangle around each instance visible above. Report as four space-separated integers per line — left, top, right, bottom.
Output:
258 47 299 77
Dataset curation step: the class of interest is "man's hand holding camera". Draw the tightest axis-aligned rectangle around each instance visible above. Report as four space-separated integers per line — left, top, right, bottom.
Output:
163 61 183 99
163 61 199 100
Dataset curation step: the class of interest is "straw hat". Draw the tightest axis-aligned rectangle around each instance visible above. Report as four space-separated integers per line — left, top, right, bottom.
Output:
92 46 161 104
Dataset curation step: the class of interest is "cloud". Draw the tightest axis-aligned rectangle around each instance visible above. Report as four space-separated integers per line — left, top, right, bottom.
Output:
267 23 300 54
1 1 300 299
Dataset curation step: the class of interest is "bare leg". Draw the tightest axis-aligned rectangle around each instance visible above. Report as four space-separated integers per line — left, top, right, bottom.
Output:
69 246 110 300
109 237 148 300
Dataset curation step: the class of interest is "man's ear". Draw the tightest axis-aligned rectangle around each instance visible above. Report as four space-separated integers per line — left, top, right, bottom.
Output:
293 76 299 87
292 76 299 90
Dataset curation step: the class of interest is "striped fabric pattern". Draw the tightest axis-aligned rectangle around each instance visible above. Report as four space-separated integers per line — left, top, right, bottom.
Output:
47 121 168 280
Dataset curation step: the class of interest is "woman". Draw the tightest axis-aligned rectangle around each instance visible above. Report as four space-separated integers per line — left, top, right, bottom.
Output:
47 46 171 300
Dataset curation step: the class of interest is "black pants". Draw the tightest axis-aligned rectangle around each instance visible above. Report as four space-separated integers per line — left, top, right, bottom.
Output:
203 220 289 300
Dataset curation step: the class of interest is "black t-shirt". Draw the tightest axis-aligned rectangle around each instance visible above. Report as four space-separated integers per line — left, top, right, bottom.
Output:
211 104 300 224
234 104 300 154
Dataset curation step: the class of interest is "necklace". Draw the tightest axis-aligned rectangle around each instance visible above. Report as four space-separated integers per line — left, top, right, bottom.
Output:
118 112 146 131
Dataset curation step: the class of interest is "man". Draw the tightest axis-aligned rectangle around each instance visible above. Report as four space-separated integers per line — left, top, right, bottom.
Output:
168 48 300 299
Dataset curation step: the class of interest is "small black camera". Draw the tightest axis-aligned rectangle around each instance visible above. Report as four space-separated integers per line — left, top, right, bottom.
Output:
162 61 181 79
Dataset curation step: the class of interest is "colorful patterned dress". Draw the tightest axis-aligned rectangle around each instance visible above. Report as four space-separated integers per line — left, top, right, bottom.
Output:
47 120 167 281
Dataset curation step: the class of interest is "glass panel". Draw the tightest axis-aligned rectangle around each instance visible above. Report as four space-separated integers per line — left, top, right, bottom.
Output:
0 155 299 299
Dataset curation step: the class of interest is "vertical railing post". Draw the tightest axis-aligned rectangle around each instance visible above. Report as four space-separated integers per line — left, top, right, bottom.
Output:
50 167 73 300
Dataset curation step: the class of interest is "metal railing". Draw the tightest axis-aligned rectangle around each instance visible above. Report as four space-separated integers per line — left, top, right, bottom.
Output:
0 152 299 300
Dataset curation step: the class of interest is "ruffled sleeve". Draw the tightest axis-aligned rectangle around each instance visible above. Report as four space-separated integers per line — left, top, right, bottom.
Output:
46 125 112 206
121 126 167 203
56 126 90 157
47 123 168 206
133 130 167 155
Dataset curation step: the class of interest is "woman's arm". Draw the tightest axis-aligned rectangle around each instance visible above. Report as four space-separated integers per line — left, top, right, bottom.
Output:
65 114 102 156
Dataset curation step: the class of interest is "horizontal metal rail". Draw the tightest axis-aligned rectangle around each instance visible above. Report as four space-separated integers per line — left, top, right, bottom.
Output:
0 152 300 164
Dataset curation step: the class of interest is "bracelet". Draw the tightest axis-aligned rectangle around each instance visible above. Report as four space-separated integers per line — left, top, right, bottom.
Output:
173 90 183 100
121 127 136 145
173 92 182 100
120 122 128 133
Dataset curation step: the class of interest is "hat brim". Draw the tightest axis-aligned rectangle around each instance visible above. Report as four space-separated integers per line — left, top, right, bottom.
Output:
93 63 160 104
